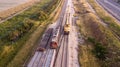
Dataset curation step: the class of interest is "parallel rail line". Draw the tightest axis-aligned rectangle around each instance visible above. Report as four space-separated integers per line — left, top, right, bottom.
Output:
61 35 69 67
27 28 53 67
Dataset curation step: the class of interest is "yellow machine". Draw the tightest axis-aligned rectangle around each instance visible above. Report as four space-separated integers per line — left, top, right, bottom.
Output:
64 5 70 35
64 23 70 35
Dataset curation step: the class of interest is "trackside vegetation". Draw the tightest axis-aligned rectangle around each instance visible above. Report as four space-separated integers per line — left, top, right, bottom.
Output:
74 0 120 67
87 37 107 60
88 0 120 38
0 0 61 67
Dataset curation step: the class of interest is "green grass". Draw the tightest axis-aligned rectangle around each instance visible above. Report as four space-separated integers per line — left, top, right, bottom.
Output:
87 37 107 60
7 22 48 67
0 0 61 66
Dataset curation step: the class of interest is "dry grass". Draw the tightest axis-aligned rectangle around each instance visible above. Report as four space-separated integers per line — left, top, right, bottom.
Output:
88 0 119 24
74 0 101 66
88 0 120 37
76 19 91 38
74 0 120 67
75 0 120 47
76 14 101 67
79 44 100 67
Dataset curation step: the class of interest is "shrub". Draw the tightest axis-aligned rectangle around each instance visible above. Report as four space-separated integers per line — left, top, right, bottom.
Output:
30 11 48 21
93 42 107 60
87 37 96 43
88 37 107 60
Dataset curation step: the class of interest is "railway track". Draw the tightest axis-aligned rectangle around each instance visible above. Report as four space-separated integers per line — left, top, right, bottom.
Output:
28 50 54 67
54 34 69 67
39 28 53 49
27 28 53 67
53 0 70 66
61 35 69 67
37 49 52 67
28 0 69 66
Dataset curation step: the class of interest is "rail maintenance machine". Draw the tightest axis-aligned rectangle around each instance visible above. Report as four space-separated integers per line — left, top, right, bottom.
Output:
64 6 70 35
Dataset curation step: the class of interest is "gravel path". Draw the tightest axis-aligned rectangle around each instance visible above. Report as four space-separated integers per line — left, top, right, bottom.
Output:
68 0 81 67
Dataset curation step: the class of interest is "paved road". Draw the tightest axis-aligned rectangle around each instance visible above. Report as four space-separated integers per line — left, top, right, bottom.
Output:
0 0 39 23
0 7 30 23
96 0 120 22
0 0 31 12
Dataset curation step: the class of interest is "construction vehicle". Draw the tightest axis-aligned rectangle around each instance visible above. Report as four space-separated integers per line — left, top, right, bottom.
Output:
64 23 70 35
64 6 70 35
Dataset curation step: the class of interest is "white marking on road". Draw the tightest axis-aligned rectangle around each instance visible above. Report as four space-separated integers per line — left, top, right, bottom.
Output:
104 0 120 12
96 0 120 21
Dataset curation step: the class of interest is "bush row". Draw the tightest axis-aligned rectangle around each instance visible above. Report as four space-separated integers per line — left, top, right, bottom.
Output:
0 10 47 43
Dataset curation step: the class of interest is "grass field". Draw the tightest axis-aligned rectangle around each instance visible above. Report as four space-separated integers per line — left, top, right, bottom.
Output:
0 0 62 67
